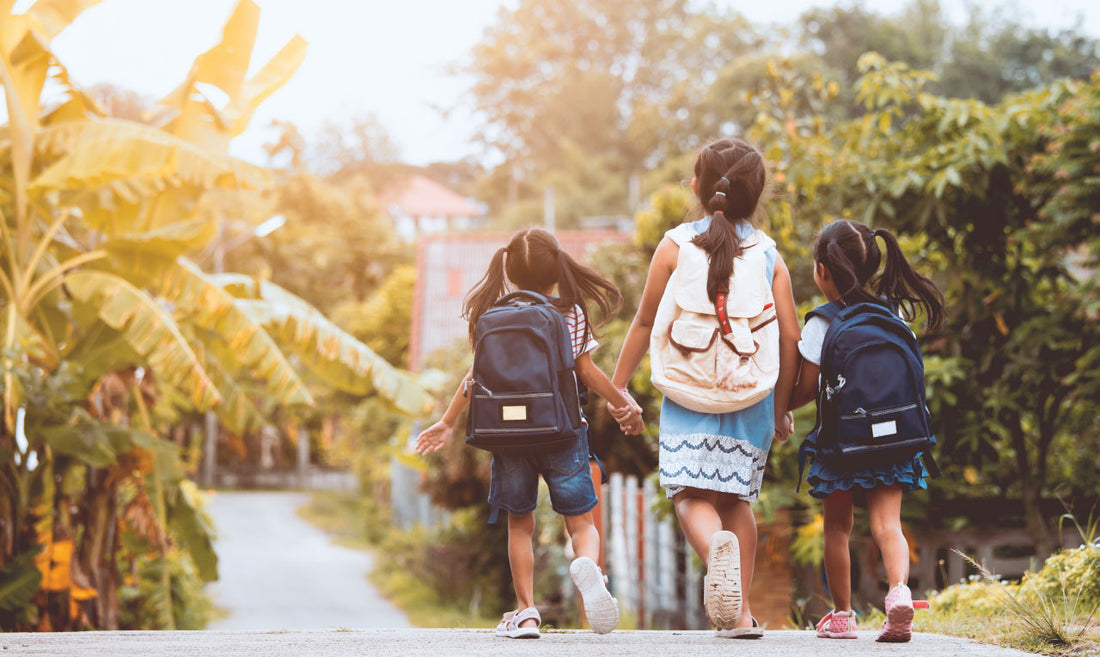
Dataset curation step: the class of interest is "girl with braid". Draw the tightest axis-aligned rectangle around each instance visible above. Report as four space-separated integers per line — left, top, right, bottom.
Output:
611 139 802 638
788 219 946 642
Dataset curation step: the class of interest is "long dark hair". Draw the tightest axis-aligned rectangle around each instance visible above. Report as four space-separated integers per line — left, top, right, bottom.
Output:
689 138 768 303
462 228 622 345
813 219 946 331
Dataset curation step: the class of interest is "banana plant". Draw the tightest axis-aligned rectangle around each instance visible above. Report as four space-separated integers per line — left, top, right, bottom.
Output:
1 0 430 630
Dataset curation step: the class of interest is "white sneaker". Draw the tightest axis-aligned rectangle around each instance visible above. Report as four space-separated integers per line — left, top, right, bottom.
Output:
703 530 742 629
569 557 619 634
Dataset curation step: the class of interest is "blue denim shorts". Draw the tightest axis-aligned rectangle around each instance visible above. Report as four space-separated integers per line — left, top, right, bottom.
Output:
487 428 597 523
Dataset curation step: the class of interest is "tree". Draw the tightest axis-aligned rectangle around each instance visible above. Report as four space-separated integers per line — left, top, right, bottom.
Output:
1 0 430 630
467 0 760 226
745 53 1100 553
797 0 1100 110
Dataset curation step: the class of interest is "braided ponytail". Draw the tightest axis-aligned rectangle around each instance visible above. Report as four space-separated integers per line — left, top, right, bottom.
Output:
690 139 768 302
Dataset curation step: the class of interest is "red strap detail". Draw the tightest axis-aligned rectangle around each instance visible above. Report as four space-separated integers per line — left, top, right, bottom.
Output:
716 291 732 335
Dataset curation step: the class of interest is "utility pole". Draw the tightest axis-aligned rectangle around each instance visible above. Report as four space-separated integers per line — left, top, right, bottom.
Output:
544 184 555 233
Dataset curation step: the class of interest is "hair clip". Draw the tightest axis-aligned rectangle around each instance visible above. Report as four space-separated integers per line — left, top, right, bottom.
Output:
713 191 726 197
720 176 731 184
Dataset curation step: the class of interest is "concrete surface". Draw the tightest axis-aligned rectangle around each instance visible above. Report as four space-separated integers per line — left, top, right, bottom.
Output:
0 629 1043 656
204 490 411 630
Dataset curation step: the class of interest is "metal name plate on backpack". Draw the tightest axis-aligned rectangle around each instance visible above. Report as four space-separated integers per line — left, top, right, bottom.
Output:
501 405 528 422
871 420 898 439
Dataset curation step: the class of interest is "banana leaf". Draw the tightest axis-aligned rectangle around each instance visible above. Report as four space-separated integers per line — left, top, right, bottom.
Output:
64 270 222 411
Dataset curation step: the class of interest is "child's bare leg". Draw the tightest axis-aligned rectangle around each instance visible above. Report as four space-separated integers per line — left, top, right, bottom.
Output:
672 488 722 561
822 491 855 611
717 495 757 627
507 511 538 627
563 511 600 562
866 485 909 587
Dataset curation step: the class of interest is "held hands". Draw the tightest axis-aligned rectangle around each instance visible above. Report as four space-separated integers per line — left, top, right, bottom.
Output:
413 419 455 456
608 389 645 436
773 411 794 442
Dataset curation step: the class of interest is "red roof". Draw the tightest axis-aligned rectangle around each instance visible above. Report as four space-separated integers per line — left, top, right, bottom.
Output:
381 175 485 218
408 230 632 370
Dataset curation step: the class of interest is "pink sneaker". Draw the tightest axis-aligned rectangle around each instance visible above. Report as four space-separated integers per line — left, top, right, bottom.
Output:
815 609 857 639
876 583 915 642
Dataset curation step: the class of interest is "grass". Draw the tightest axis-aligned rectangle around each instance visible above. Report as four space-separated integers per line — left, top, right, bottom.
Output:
295 490 374 552
297 490 498 630
877 543 1100 657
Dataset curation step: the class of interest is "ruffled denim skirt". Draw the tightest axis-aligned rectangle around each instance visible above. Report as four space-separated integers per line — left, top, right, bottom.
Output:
805 455 928 500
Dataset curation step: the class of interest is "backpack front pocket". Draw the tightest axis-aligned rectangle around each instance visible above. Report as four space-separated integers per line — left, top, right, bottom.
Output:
664 319 719 388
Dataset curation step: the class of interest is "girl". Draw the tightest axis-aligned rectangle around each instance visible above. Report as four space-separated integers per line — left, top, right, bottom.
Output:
788 219 946 643
610 139 801 638
414 228 642 639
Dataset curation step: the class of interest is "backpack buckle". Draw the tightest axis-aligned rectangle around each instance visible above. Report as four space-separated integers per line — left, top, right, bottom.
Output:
825 374 846 400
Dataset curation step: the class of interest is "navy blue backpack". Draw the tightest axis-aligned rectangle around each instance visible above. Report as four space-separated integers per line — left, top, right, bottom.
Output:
465 291 585 455
799 300 940 478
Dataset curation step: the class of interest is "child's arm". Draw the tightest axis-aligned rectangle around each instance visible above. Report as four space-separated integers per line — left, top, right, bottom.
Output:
770 255 803 441
789 359 820 410
575 352 644 435
611 238 678 389
414 369 472 456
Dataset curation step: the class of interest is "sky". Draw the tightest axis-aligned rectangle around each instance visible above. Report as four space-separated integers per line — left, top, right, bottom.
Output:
26 0 1100 167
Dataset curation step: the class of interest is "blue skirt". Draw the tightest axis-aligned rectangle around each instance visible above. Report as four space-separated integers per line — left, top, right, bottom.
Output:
805 455 928 500
658 393 774 502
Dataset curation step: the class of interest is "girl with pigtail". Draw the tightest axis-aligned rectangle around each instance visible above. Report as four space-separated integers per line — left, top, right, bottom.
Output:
789 219 946 642
611 139 803 638
415 228 641 638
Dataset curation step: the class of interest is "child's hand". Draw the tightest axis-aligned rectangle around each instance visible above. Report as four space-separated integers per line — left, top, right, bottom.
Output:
414 419 455 456
773 411 794 442
608 390 643 435
619 414 645 436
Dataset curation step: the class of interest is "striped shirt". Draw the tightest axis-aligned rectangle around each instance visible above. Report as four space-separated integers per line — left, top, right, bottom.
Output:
561 304 598 358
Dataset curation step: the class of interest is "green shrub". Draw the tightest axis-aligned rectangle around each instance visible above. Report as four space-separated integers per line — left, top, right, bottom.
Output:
922 541 1100 652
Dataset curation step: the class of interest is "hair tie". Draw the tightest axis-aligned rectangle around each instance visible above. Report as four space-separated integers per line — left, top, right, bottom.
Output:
713 191 726 197
720 177 731 184
714 210 725 217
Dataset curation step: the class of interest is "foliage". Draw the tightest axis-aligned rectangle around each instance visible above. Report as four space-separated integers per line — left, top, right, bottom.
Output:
923 543 1100 652
742 50 1100 551
798 0 1100 109
117 547 215 631
0 0 429 631
468 0 761 226
330 265 416 367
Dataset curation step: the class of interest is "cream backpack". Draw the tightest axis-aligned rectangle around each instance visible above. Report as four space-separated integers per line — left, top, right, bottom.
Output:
650 223 780 414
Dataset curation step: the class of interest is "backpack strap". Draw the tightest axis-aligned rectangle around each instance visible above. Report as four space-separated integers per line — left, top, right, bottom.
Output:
921 452 942 479
805 300 843 324
496 290 551 306
715 290 732 336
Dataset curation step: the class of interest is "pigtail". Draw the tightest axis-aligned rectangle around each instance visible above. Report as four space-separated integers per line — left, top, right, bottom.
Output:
462 247 509 345
872 228 946 331
824 240 869 303
555 248 622 343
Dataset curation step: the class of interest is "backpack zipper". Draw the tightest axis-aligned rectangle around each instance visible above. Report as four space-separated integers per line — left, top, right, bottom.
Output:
840 402 917 420
465 379 495 398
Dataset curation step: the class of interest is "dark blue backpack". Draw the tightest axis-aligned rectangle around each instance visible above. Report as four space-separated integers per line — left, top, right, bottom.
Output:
465 291 584 455
799 300 940 479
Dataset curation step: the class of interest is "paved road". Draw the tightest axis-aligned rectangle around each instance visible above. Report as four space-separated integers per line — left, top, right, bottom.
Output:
204 491 411 630
0 629 1043 656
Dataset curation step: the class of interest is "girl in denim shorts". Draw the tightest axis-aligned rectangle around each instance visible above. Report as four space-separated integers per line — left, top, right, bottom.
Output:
416 228 644 639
